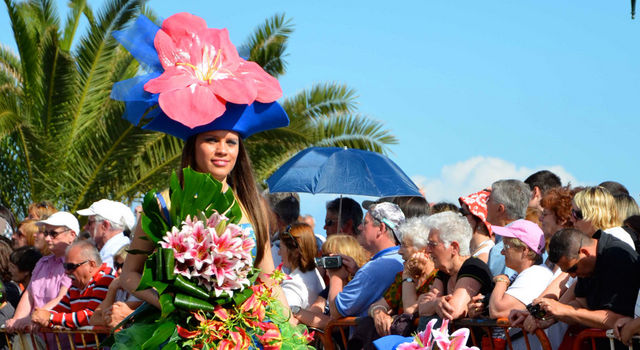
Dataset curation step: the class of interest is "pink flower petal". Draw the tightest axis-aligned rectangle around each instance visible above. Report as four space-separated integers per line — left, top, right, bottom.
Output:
157 84 226 128
210 75 258 104
161 13 208 43
238 61 283 102
144 66 197 94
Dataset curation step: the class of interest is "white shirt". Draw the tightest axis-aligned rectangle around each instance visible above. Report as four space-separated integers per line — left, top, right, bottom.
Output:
281 268 325 309
506 264 554 305
100 232 130 269
604 227 636 250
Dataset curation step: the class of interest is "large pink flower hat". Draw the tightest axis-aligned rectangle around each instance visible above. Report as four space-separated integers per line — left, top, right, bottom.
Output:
111 13 288 139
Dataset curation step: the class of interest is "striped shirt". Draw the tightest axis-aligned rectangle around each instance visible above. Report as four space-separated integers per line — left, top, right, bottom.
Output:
51 264 115 349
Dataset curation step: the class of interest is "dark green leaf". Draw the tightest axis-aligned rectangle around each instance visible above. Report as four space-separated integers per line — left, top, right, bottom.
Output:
173 293 215 312
173 275 209 299
141 320 176 350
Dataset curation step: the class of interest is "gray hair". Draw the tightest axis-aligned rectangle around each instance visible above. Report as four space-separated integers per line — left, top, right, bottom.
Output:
425 211 473 256
66 240 102 265
491 179 531 220
95 215 124 231
397 216 431 249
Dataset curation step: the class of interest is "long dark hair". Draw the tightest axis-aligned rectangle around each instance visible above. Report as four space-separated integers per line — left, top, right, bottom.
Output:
181 135 269 266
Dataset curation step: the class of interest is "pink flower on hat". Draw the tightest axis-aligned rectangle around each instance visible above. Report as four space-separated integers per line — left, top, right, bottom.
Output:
144 12 283 129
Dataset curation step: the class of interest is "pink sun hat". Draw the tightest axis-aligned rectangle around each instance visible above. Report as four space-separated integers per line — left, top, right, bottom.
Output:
492 219 545 255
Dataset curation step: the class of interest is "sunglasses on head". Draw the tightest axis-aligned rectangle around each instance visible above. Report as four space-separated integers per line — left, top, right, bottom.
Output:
282 225 299 249
571 208 583 221
64 260 89 271
43 228 69 238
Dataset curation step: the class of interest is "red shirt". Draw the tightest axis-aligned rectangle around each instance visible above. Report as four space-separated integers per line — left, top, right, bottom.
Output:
51 264 115 349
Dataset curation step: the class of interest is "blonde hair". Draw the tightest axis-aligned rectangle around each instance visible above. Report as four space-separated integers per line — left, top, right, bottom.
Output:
321 234 370 268
614 194 640 221
18 219 39 246
504 237 540 262
574 186 621 230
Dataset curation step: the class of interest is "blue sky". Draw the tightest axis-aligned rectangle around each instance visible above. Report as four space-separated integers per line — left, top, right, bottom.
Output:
1 1 638 234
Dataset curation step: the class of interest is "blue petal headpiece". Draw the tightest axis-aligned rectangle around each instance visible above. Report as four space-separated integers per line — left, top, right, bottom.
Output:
110 15 289 140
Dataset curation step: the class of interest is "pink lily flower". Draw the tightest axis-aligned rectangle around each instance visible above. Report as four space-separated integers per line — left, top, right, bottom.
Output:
144 12 283 129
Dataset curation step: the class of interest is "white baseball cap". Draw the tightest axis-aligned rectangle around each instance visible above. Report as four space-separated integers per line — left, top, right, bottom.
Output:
77 199 135 231
37 211 80 235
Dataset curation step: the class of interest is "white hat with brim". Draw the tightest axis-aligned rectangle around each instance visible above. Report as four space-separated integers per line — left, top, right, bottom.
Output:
77 199 135 231
37 211 80 236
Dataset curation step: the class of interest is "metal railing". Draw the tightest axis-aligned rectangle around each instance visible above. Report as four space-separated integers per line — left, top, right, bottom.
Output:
0 326 111 350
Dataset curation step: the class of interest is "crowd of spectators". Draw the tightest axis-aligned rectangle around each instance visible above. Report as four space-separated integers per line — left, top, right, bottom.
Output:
2 170 640 350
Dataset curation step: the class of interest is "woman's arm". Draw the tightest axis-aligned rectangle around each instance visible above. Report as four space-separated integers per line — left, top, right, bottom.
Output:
120 218 161 308
489 275 525 318
256 236 294 325
5 288 34 331
538 272 569 300
418 278 444 316
439 277 482 320
369 298 394 337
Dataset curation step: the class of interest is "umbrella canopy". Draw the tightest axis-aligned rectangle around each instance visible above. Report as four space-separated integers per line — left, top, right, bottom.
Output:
266 147 421 197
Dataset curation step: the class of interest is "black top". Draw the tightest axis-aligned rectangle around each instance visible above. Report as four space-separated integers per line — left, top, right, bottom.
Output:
3 281 20 309
575 231 640 317
436 257 494 296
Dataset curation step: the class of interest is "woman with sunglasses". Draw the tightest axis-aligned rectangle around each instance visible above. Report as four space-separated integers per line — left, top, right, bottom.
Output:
459 190 494 263
572 186 635 250
278 223 325 318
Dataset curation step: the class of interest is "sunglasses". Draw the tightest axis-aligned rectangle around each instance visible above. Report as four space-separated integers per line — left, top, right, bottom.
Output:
565 262 579 274
114 261 124 271
325 219 335 227
64 260 89 271
43 229 69 238
282 225 299 249
571 208 583 221
459 208 472 216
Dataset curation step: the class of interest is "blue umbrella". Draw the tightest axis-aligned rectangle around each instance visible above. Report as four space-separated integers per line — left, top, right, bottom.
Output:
266 147 421 197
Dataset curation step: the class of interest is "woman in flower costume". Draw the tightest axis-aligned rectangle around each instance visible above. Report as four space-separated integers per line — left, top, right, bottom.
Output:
110 12 311 349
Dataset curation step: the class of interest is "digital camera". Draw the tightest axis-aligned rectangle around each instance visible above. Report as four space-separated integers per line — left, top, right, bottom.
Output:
526 303 547 319
315 256 343 269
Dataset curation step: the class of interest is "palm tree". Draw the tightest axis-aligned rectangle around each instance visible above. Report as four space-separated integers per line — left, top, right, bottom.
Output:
0 1 396 218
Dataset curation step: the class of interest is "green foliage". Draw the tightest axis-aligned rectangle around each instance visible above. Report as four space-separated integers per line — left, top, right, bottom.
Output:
0 4 396 218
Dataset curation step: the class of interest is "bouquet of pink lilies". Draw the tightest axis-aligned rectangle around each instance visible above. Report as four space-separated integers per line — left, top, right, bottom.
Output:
397 319 479 350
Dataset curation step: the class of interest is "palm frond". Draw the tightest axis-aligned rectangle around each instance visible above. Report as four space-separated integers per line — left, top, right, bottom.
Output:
240 13 293 78
59 0 141 152
4 0 40 98
282 83 358 122
0 45 22 85
310 113 398 154
60 0 93 51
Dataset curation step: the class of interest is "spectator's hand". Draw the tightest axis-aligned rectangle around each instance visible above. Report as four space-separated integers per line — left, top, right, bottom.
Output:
104 302 135 328
532 298 568 318
5 317 29 332
509 309 529 328
466 294 485 318
371 309 393 336
417 288 440 316
326 265 349 282
404 251 431 279
338 255 358 276
436 295 455 320
31 308 51 327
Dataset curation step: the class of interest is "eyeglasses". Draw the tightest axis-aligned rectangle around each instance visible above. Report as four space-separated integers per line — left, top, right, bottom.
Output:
324 219 335 227
459 208 472 216
43 229 69 238
63 260 89 271
565 262 579 274
571 208 583 221
282 225 299 249
426 241 440 248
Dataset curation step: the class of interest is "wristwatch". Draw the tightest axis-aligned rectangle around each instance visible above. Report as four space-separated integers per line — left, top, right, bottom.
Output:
290 306 302 315
402 277 415 283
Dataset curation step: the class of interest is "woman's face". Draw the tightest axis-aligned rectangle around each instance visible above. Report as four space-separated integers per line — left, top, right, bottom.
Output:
541 209 561 239
12 227 27 249
571 202 596 237
34 229 46 251
399 237 419 262
501 238 525 269
194 130 240 183
426 229 450 271
278 243 291 269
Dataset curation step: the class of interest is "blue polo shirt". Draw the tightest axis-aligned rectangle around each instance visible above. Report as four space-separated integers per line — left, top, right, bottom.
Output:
335 246 404 317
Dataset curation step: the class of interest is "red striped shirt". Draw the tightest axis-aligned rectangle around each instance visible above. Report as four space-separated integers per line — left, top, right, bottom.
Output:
51 264 115 349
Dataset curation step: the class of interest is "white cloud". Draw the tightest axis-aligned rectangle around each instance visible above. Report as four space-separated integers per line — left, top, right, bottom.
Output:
411 156 581 203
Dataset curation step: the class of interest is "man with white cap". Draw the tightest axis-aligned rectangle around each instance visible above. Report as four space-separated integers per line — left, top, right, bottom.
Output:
77 199 135 269
328 202 405 320
5 211 79 332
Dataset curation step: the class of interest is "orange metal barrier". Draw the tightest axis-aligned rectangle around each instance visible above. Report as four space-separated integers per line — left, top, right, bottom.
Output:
322 316 358 350
571 328 639 350
0 326 111 350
